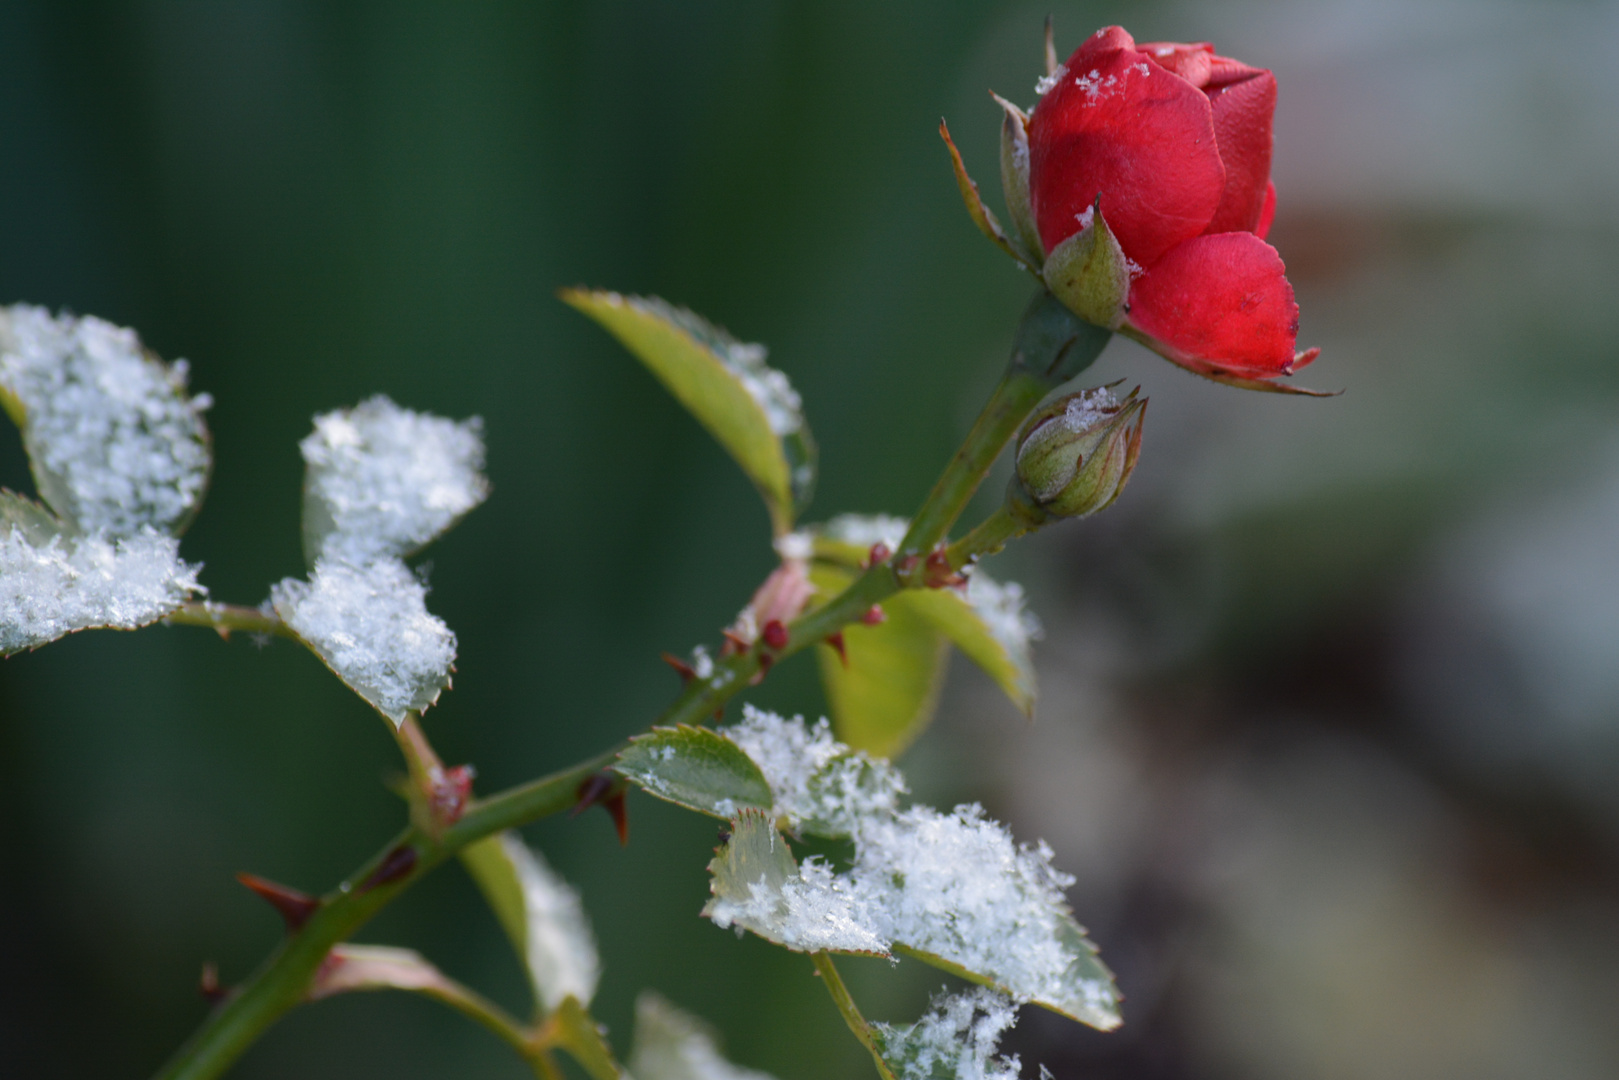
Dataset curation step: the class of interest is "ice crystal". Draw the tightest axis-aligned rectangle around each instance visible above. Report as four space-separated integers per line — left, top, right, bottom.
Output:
496 833 600 1011
1035 63 1067 97
871 988 1025 1080
0 525 202 654
629 992 779 1080
724 705 906 837
300 395 487 565
0 305 210 537
270 558 455 724
963 573 1042 660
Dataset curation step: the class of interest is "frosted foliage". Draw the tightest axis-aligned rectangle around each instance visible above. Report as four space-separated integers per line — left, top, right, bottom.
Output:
822 513 909 549
0 527 202 654
0 305 210 536
301 395 487 564
270 559 455 724
724 706 906 836
964 573 1042 658
629 992 779 1080
636 296 803 437
872 989 1024 1080
497 833 600 1010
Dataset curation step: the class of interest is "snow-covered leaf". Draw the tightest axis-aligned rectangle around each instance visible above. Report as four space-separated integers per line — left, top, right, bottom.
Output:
722 705 906 840
701 713 1122 1030
628 991 778 1080
299 395 487 569
1 494 202 656
901 570 1040 717
0 305 211 537
548 995 621 1080
270 558 454 725
461 830 600 1012
613 725 774 820
811 564 948 759
561 290 815 535
869 988 1029 1080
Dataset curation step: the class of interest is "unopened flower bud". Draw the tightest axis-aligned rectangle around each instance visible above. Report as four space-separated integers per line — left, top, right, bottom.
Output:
1012 385 1145 521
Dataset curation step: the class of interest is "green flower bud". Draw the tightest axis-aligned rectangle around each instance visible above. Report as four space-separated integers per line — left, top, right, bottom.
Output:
1012 385 1145 521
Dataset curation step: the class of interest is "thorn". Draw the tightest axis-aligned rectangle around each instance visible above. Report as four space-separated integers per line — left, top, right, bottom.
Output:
750 652 774 685
236 872 320 931
604 791 630 846
430 764 475 827
359 845 418 894
761 619 789 650
721 629 751 655
861 604 887 626
213 625 231 642
571 773 615 818
573 773 630 845
199 962 227 1004
864 542 892 568
896 553 920 578
923 548 966 589
660 652 696 682
825 632 848 667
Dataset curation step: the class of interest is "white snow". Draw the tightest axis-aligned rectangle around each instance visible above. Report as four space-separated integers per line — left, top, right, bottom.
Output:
1035 63 1068 96
300 395 487 565
629 992 779 1080
871 988 1026 1080
724 705 907 836
964 573 1043 661
0 525 203 654
0 305 211 537
819 513 909 551
270 558 455 724
495 833 600 1011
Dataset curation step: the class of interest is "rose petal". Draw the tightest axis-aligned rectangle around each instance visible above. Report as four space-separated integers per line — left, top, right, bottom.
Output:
1256 180 1277 240
1126 232 1307 379
1135 41 1215 87
1029 26 1225 267
1203 68 1276 234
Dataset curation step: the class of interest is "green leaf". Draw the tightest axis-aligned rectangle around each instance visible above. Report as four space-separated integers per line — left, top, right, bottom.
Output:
900 570 1038 717
561 290 815 535
1 489 64 547
549 995 622 1080
811 565 948 759
629 991 779 1080
613 725 775 820
461 831 600 1013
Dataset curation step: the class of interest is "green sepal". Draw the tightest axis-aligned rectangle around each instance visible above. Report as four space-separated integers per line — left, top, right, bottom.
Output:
811 564 948 759
993 93 1044 265
560 289 816 535
939 119 1037 272
1042 202 1132 329
613 724 775 819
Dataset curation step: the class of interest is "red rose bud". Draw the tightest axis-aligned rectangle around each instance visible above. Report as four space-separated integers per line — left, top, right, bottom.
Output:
1013 384 1145 520
1024 26 1321 391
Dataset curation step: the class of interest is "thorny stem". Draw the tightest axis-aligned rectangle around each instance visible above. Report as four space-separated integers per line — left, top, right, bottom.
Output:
943 504 1028 571
156 290 1104 1079
812 953 897 1080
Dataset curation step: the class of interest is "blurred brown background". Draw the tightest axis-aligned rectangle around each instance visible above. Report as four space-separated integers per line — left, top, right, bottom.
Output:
3 1 1618 1077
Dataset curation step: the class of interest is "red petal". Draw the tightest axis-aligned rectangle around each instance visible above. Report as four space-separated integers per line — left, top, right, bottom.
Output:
1126 232 1305 379
1029 27 1225 267
1135 41 1215 86
1255 180 1277 240
1203 68 1276 234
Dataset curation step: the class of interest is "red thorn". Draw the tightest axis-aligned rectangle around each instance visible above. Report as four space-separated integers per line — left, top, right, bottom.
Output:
572 773 614 818
604 791 629 846
359 845 418 894
896 554 921 576
825 632 848 667
721 629 751 655
660 652 696 682
864 542 892 568
861 604 887 626
432 764 475 827
750 652 774 685
199 962 227 1004
236 872 320 931
923 548 966 589
762 619 789 650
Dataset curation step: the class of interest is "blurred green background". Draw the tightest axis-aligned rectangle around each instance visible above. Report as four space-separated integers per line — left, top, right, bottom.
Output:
5 1 1619 1078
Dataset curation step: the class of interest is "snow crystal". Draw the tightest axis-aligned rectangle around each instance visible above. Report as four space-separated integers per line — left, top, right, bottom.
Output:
820 513 909 550
496 833 600 1011
1075 205 1096 232
629 992 779 1080
690 643 715 680
0 305 210 537
706 852 888 956
300 395 487 565
270 558 455 724
964 572 1042 659
724 705 907 836
1035 63 1067 96
872 988 1025 1080
773 530 813 562
0 525 202 654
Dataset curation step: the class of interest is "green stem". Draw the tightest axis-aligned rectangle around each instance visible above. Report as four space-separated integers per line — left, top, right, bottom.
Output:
943 504 1027 570
811 953 896 1080
151 748 619 1080
412 981 544 1070
164 602 298 641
